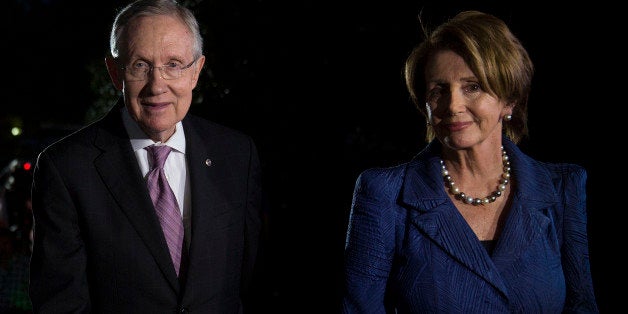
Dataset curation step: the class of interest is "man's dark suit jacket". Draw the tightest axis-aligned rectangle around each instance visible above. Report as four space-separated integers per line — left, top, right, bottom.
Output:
29 101 262 313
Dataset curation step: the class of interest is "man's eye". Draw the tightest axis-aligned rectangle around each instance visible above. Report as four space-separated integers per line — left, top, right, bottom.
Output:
133 62 149 69
165 62 181 69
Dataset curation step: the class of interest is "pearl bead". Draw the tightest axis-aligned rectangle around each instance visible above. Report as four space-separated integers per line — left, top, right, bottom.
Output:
440 146 511 206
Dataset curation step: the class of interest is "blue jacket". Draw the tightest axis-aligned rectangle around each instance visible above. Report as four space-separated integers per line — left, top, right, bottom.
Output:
342 138 598 313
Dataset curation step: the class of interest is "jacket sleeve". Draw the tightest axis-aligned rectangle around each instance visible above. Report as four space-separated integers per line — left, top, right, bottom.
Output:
342 169 398 314
559 164 599 313
29 150 91 313
240 135 263 312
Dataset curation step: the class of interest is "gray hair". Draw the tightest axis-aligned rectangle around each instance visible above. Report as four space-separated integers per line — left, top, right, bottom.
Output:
109 0 203 61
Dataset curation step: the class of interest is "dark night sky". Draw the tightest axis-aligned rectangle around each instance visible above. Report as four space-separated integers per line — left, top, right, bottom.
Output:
3 0 620 311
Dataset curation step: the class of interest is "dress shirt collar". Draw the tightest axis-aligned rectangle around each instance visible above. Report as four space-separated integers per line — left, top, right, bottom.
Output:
121 107 186 154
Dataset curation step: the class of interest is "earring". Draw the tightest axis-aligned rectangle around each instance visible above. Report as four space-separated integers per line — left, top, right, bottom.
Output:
504 114 512 121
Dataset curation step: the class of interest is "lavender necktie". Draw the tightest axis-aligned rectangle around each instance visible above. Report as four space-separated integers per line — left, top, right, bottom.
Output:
146 145 184 276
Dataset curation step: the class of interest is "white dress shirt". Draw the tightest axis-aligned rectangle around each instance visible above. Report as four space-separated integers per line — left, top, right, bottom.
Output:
121 108 191 220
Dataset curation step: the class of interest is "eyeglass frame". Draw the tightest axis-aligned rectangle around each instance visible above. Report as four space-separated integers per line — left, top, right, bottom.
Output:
120 58 199 81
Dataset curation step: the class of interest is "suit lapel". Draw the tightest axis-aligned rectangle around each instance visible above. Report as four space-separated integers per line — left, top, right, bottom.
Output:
92 103 181 291
180 118 230 299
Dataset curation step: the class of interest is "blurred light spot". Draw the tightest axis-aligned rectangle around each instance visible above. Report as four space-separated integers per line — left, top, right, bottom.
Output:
11 127 22 136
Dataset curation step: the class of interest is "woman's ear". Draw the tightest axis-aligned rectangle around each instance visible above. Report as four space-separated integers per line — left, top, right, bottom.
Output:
504 101 516 116
105 56 124 91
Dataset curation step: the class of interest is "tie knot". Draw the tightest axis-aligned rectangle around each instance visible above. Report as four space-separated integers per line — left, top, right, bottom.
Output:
146 145 172 169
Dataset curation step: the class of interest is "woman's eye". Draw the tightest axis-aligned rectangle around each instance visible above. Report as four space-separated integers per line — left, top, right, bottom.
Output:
465 83 481 93
428 86 443 96
426 89 441 104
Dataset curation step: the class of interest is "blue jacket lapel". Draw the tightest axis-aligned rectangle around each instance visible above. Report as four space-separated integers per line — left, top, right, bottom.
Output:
398 139 559 298
399 144 509 297
491 140 558 273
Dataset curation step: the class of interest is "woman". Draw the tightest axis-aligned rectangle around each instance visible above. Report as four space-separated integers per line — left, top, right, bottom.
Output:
342 10 598 313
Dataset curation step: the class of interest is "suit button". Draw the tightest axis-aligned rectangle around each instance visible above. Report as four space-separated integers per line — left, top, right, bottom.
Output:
177 306 188 313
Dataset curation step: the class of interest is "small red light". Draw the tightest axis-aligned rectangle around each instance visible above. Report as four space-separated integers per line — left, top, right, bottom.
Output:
23 162 32 171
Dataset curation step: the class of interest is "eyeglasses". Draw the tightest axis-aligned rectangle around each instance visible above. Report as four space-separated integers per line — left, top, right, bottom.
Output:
121 58 198 81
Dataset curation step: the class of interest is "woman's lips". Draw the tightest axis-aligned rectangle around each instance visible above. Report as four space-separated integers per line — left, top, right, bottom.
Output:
446 121 472 132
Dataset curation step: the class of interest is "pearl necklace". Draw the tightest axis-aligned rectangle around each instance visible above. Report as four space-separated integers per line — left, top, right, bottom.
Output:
440 146 511 206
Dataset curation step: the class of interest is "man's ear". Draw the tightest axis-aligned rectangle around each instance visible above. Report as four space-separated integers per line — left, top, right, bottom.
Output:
190 55 206 87
105 56 124 91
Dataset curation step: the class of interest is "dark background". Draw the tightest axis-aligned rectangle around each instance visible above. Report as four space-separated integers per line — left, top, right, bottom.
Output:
2 0 619 312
